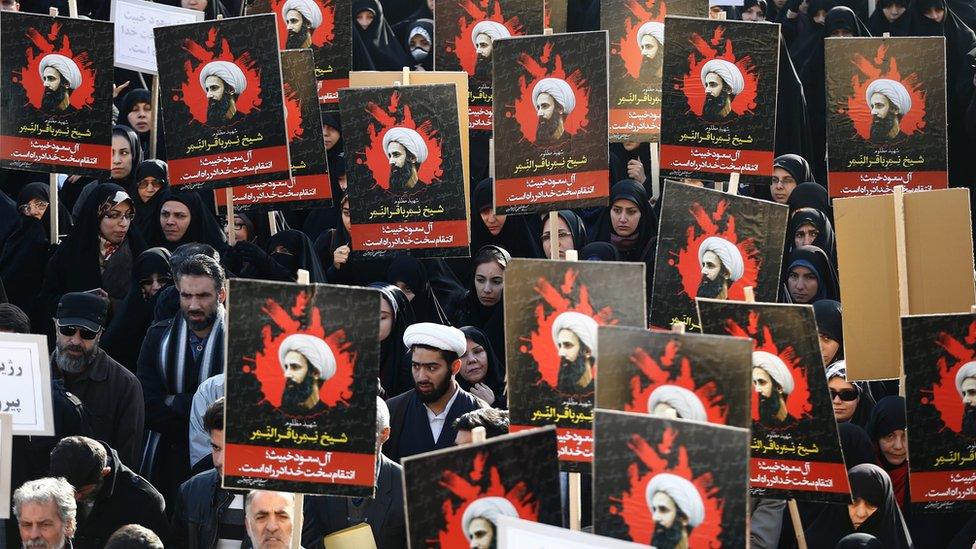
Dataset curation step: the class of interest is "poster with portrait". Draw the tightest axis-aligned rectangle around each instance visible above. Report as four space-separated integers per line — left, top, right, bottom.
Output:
649 181 787 330
825 37 948 198
697 300 851 502
402 427 561 549
505 259 646 473
338 83 469 258
593 410 749 547
901 312 976 511
0 333 54 437
223 279 381 496
434 0 545 131
602 0 709 142
155 14 292 191
492 31 610 215
659 16 780 186
596 326 752 428
0 13 114 176
244 0 350 106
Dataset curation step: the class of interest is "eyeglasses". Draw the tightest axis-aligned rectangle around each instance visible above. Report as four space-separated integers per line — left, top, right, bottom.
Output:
58 325 100 340
138 178 162 189
830 388 859 401
103 211 136 221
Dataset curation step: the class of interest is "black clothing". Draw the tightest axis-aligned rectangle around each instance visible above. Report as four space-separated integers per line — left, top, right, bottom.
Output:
383 387 488 462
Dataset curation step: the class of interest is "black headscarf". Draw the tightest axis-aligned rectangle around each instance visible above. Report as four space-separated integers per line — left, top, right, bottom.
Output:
400 18 433 71
787 182 833 223
839 422 878 469
352 0 411 70
826 362 877 428
386 254 451 325
836 533 884 548
608 142 653 194
540 210 586 258
369 282 416 398
117 88 153 157
591 179 657 262
738 0 768 18
128 160 170 240
826 4 872 35
111 125 144 187
471 178 543 260
147 191 227 252
783 245 840 303
813 299 844 354
866 395 906 443
267 229 327 283
579 241 620 261
847 464 914 548
774 154 815 185
452 245 511 365
459 325 507 409
869 0 914 35
787 207 836 259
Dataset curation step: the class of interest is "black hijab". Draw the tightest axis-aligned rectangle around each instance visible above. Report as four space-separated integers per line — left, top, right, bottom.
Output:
147 191 227 252
386 254 451 325
826 362 877 428
352 0 411 71
540 210 586 258
471 178 543 260
579 241 620 261
787 207 836 259
847 464 914 548
814 299 844 356
783 245 840 303
866 396 906 445
267 229 327 283
787 182 833 223
117 88 152 157
836 533 884 548
826 4 872 35
591 179 657 262
369 282 416 398
453 245 511 365
869 0 914 35
774 154 815 185
459 325 507 408
129 160 170 240
401 18 433 71
839 422 878 469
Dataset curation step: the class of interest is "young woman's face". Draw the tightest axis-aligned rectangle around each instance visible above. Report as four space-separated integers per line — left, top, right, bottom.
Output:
356 9 374 30
828 377 859 422
610 198 641 238
883 2 907 21
787 266 819 304
127 101 152 133
480 208 506 237
474 260 504 307
99 201 134 245
341 198 351 233
111 134 133 180
378 297 394 342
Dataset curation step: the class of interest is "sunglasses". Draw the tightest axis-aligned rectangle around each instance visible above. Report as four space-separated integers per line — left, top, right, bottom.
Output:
58 325 99 340
830 388 859 402
139 276 173 287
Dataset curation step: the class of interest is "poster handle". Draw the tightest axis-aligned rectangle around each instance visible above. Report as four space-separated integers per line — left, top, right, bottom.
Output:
970 305 976 315
892 184 909 396
568 471 581 531
297 269 310 285
548 211 559 260
268 211 279 236
49 174 60 245
650 142 661 203
727 173 740 196
67 0 77 17
565 249 578 262
787 499 808 549
225 188 236 245
471 426 487 443
292 494 304 548
743 286 756 304
670 321 685 334
543 28 553 36
401 66 411 86
149 77 160 159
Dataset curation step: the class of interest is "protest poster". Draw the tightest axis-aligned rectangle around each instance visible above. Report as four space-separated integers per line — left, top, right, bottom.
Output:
223 279 381 496
491 31 610 214
244 0 350 106
825 37 948 197
602 0 709 142
697 299 851 502
659 16 780 185
155 14 292 190
545 0 568 33
649 181 788 330
0 333 54 437
593 409 749 547
0 414 10 519
505 258 646 473
596 325 752 428
0 13 113 176
338 83 469 258
433 0 545 131
901 312 976 511
402 426 561 549
496 515 645 548
111 0 204 74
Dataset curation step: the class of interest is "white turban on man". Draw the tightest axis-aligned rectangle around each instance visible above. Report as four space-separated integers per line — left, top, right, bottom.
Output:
753 350 794 395
282 0 323 29
39 54 82 90
866 78 912 115
471 20 511 45
199 60 248 95
461 497 519 537
645 473 705 528
956 361 976 397
278 334 336 380
551 311 598 359
637 21 665 47
700 59 744 96
382 127 428 164
648 385 707 422
698 236 744 282
532 77 576 115
403 322 467 356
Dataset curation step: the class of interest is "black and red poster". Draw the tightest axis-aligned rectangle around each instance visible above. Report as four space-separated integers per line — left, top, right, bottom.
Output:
602 0 708 142
593 410 749 547
825 37 947 197
596 325 752 429
338 83 469 258
901 312 976 511
659 16 780 185
402 427 561 548
505 259 646 473
434 0 544 131
491 31 610 215
223 279 381 496
0 13 113 176
155 14 292 190
244 0 350 106
649 181 788 330
697 300 851 502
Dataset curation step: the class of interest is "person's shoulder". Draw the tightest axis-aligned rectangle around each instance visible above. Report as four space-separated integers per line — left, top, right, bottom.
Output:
100 351 140 381
456 387 489 410
180 468 219 496
386 389 414 410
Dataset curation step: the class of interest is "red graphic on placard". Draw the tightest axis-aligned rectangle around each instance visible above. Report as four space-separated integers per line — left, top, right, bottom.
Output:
507 42 592 143
843 43 927 140
283 83 303 141
610 428 724 545
436 451 539 546
446 0 526 75
677 26 759 117
930 320 976 434
177 26 264 125
269 0 337 49
626 342 730 424
242 290 356 413
13 22 97 111
613 0 666 79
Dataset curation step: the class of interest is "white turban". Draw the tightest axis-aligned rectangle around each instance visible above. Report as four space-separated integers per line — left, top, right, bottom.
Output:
698 236 744 282
278 334 336 380
865 78 912 116
956 361 976 397
403 322 467 357
282 0 323 29
637 21 665 47
752 351 794 395
461 497 519 537
646 473 705 528
700 59 744 96
470 20 511 45
199 60 248 95
382 127 428 164
38 54 82 90
551 311 598 359
648 385 707 422
532 77 576 115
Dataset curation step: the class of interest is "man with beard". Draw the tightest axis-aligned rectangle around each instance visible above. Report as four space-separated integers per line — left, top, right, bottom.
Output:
48 436 169 548
39 54 81 114
637 21 665 81
648 385 708 422
552 311 598 393
282 0 322 49
199 60 248 126
383 127 428 192
696 236 744 300
752 351 795 428
471 20 510 80
699 59 744 122
277 333 335 415
384 323 489 462
865 78 911 142
13 477 77 549
956 361 976 436
532 77 576 145
461 497 519 549
52 293 144 468
645 473 705 549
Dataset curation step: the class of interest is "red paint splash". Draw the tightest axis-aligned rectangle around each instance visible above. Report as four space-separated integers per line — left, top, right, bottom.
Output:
508 42 592 142
447 0 527 75
243 290 356 411
269 0 337 49
612 0 667 79
283 82 303 141
435 451 539 546
178 26 264 125
626 343 730 425
677 26 759 117
13 21 98 110
610 428 724 545
357 90 444 190
929 320 976 432
843 43 927 140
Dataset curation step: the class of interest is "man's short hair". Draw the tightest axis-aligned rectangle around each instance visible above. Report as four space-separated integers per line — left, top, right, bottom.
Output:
411 343 459 369
0 303 31 333
453 408 509 438
171 243 220 271
203 397 225 434
175 253 226 291
12 477 77 526
105 524 164 548
245 489 296 510
49 436 108 489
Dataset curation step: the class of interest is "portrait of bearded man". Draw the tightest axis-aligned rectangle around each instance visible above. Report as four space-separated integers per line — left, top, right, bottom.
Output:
282 0 323 50
39 54 82 114
199 60 248 127
699 59 744 122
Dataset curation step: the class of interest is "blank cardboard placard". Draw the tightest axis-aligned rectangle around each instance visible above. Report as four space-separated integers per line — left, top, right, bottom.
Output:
496 515 645 548
323 522 377 549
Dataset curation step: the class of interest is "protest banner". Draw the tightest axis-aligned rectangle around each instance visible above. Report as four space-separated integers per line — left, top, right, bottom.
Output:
155 14 292 190
545 0 568 33
0 414 10 519
111 0 204 74
505 258 646 473
496 515 645 548
596 325 752 428
0 333 54 437
593 409 749 546
697 299 851 502
825 37 948 197
222 279 381 497
0 12 113 176
659 16 780 185
491 31 610 214
649 181 788 330
402 426 561 549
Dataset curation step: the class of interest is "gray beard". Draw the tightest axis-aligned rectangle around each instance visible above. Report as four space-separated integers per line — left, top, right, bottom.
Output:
22 534 66 548
55 342 97 374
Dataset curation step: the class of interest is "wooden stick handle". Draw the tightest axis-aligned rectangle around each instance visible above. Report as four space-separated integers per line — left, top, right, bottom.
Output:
297 269 310 285
49 174 60 245
224 188 236 245
787 499 808 549
268 211 279 236
548 211 559 260
568 472 581 531
671 322 686 334
292 494 304 548
149 78 160 159
471 426 487 443
727 173 740 195
744 286 756 303
650 142 661 203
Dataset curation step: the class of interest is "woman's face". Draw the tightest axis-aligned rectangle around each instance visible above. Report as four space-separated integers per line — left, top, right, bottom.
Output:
541 216 573 260
99 201 133 245
819 332 840 366
474 260 504 307
794 222 820 248
848 497 878 530
378 297 394 342
883 2 907 21
771 167 798 204
341 197 351 233
394 281 416 302
139 272 172 300
137 176 163 204
924 5 945 23
878 428 908 466
160 200 191 243
111 134 133 180
787 265 819 304
356 9 374 30
610 198 641 238
22 198 48 219
742 5 765 20
479 208 507 237
181 0 207 11
233 214 250 243
127 101 152 133
322 124 340 151
828 377 858 422
460 337 488 384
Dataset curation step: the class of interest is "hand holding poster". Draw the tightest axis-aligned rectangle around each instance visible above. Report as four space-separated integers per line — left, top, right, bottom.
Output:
111 0 204 74
0 333 54 436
